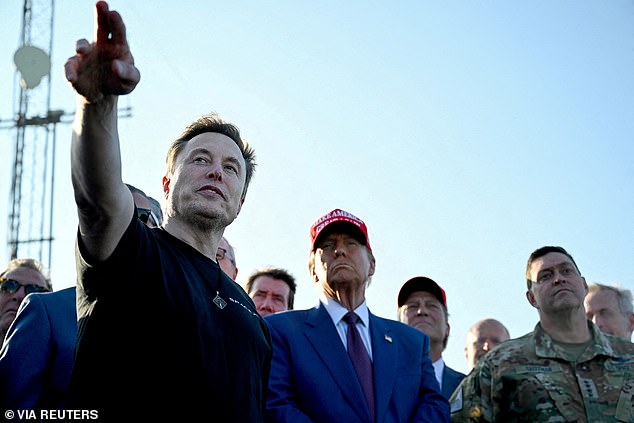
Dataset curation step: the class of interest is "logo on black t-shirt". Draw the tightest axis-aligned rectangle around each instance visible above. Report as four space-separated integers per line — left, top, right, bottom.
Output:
213 291 227 309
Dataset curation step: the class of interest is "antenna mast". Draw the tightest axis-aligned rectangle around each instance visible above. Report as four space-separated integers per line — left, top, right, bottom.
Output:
2 0 63 268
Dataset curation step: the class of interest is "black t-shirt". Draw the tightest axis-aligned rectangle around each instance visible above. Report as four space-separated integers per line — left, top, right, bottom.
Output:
66 215 272 422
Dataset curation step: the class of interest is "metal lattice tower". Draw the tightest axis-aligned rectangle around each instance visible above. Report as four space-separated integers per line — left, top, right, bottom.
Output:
3 0 64 268
2 1 131 269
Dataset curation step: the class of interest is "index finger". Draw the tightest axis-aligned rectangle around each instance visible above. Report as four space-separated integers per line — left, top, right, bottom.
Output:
94 1 112 44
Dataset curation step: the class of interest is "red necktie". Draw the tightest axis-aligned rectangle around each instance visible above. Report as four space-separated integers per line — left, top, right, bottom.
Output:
344 311 375 421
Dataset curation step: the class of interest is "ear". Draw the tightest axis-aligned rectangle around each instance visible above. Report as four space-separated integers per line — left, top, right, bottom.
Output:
526 289 538 309
308 255 319 284
581 276 588 293
162 176 170 200
367 253 376 277
306 251 317 284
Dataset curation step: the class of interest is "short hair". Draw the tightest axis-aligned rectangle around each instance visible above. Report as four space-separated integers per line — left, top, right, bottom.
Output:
126 183 163 225
588 282 634 315
245 267 297 309
0 258 52 291
165 113 256 199
525 246 580 289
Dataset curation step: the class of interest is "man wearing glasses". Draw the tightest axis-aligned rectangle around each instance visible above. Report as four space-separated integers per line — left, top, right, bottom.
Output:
0 258 51 343
217 236 238 280
0 184 162 415
126 183 163 228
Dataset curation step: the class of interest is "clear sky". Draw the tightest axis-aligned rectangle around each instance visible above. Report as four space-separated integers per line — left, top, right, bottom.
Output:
1 0 633 375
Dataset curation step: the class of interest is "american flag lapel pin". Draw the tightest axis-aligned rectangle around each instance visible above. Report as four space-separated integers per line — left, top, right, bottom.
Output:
384 334 393 343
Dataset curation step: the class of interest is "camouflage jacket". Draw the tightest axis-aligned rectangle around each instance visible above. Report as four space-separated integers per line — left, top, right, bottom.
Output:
450 321 634 422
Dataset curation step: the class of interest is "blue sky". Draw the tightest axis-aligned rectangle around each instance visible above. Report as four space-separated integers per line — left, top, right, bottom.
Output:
1 1 633 374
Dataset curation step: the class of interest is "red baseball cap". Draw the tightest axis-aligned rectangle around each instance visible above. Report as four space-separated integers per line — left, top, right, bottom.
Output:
309 208 372 253
398 276 447 308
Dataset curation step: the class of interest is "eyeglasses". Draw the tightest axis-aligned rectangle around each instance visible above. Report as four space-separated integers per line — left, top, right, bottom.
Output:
216 247 227 261
0 278 50 295
137 208 159 227
216 247 234 263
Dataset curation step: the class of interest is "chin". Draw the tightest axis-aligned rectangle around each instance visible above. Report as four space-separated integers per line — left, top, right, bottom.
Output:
185 206 232 230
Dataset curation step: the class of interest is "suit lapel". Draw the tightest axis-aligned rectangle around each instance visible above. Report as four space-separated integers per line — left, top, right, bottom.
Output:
369 314 398 423
303 304 371 422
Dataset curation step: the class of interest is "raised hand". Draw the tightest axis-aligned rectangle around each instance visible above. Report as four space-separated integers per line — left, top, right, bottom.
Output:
64 1 140 103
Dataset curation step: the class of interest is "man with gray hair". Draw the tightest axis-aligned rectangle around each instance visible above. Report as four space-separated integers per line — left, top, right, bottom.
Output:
451 246 634 422
217 237 238 280
584 282 634 341
264 208 449 422
0 258 51 342
397 276 465 399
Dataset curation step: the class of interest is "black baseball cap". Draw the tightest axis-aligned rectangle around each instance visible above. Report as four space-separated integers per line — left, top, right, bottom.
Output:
397 276 447 308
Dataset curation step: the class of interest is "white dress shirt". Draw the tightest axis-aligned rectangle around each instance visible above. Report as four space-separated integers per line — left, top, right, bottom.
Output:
320 295 373 360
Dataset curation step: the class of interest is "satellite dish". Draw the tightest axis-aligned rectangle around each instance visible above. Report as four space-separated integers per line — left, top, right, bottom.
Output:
14 45 51 89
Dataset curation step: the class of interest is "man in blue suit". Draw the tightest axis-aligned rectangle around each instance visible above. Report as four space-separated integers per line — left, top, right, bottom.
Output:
0 287 76 413
0 186 163 416
264 208 450 423
397 277 465 400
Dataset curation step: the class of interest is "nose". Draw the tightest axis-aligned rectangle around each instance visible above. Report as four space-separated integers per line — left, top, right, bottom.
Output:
552 269 568 284
207 161 223 180
333 241 347 257
415 304 428 316
9 286 27 302
259 295 274 311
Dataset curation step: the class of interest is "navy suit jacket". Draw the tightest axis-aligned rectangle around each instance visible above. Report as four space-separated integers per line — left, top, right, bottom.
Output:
264 303 450 423
0 287 77 411
441 365 465 400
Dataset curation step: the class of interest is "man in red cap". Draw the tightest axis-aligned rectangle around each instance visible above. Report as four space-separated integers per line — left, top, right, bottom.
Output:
397 277 466 400
264 208 450 422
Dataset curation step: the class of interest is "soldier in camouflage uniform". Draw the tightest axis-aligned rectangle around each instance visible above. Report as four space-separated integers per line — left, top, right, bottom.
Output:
450 246 634 422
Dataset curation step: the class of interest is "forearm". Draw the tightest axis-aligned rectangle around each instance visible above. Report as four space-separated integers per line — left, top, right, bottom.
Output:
71 94 133 260
72 94 123 203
